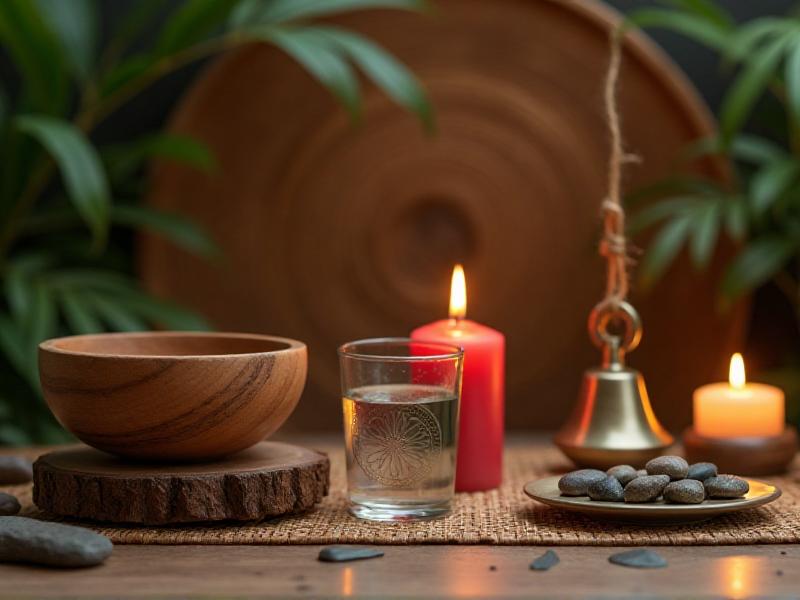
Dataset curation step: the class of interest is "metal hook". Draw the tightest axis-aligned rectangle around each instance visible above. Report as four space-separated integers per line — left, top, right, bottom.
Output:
587 300 642 368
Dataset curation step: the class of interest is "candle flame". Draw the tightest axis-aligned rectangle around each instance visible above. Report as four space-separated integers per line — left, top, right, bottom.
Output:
729 353 746 389
449 264 467 321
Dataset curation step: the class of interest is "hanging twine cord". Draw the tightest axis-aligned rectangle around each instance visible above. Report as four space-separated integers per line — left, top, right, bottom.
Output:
599 29 639 307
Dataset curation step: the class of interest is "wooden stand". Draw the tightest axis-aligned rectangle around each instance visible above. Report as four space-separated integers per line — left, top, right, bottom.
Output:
683 426 798 476
33 441 329 525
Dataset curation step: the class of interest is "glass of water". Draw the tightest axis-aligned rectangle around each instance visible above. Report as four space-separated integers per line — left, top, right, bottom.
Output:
338 338 464 521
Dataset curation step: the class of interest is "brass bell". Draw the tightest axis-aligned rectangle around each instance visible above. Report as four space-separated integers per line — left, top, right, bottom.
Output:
555 300 673 470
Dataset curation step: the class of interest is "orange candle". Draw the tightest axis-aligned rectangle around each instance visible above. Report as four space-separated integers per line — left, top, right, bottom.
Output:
694 353 785 438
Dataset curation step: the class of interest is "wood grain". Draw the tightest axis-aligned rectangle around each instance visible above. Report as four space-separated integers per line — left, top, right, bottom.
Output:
32 442 329 524
0 544 796 598
38 332 306 460
141 0 745 435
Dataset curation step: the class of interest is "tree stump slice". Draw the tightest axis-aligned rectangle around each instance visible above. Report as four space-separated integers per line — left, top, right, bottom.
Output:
33 442 329 525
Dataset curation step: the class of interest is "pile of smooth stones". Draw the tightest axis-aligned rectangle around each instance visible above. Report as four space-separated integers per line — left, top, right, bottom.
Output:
558 456 750 504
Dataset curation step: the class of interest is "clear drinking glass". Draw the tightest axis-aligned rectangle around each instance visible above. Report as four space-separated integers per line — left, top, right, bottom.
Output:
338 338 464 521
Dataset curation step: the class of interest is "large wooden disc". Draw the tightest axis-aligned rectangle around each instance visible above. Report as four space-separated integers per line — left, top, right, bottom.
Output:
141 0 744 433
33 442 329 524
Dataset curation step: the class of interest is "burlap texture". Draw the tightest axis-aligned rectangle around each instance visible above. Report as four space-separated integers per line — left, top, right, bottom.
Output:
5 441 799 545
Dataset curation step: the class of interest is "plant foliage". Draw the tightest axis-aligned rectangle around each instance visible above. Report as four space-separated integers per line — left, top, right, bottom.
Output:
0 0 431 444
626 1 800 326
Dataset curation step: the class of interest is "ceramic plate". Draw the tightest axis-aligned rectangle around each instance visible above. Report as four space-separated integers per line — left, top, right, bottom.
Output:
524 476 781 523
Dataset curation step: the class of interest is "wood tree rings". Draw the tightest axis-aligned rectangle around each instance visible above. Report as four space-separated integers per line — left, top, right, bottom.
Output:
33 442 329 525
141 0 744 433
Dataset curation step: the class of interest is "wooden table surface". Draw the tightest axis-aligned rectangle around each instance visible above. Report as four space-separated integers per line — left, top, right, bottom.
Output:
1 544 797 598
2 438 798 598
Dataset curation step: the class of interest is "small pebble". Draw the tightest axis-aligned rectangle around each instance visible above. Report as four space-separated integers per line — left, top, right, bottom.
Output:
0 516 112 567
636 469 648 477
588 476 624 502
663 480 705 504
686 462 717 482
0 456 32 485
0 493 20 516
624 475 670 503
609 549 667 569
607 465 638 486
704 475 749 499
318 546 384 563
646 455 689 480
558 469 606 496
530 550 560 571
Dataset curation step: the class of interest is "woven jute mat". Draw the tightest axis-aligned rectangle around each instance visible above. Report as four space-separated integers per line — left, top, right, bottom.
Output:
6 442 800 546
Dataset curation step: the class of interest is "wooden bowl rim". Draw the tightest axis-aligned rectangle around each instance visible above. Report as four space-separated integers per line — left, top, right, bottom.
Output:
39 331 306 360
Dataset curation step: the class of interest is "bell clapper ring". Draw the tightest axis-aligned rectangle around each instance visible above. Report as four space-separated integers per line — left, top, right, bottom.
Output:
587 300 642 369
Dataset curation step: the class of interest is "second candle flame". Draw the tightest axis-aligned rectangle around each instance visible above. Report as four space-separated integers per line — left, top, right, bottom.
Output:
449 264 467 321
729 353 746 389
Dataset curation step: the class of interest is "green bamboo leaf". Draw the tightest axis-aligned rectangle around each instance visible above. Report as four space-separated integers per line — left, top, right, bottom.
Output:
640 215 693 288
787 39 800 124
103 133 216 182
113 292 210 331
0 314 37 388
229 0 426 27
629 197 699 235
47 269 137 294
723 17 794 62
0 0 67 113
15 115 110 247
722 236 796 298
156 0 238 56
0 423 32 446
105 0 164 62
4 269 32 323
720 32 794 141
665 0 733 29
749 158 800 215
730 134 787 164
27 280 56 346
258 27 360 117
86 292 147 332
35 0 96 80
724 196 748 241
111 205 220 259
626 9 730 50
59 289 103 334
100 55 151 98
305 26 433 131
689 202 721 269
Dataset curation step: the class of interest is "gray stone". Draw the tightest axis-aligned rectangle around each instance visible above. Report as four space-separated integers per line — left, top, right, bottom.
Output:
558 469 607 496
0 493 20 516
318 546 384 563
704 475 749 499
530 550 560 571
0 517 112 568
588 476 624 502
636 469 648 478
645 456 689 480
609 549 668 569
607 465 638 486
687 462 718 482
0 456 32 485
663 480 705 504
624 475 670 503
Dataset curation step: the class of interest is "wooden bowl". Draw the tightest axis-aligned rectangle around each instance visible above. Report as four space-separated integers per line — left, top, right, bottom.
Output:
38 332 307 461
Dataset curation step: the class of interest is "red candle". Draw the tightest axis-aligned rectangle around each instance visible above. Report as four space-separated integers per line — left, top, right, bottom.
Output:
411 265 504 492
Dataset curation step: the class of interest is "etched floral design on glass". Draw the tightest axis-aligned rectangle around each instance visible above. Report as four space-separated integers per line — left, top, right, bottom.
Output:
353 403 443 488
